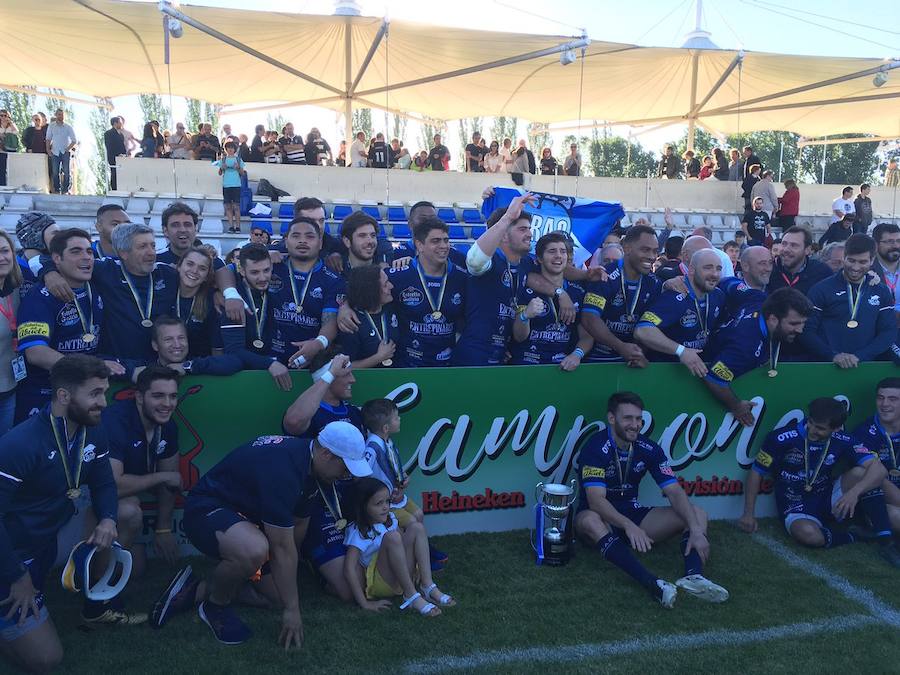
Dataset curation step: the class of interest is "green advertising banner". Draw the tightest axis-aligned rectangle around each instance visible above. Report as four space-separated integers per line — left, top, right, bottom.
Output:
131 362 891 540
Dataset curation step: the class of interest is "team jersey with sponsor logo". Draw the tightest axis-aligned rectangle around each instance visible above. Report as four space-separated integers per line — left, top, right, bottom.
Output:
267 261 344 363
581 262 661 362
509 280 585 365
0 407 117 585
718 276 766 325
454 250 535 366
387 258 467 367
853 416 900 489
704 312 772 385
220 279 279 370
753 422 875 515
172 289 222 358
337 307 399 366
636 281 725 361
576 429 678 509
102 398 179 477
16 283 105 419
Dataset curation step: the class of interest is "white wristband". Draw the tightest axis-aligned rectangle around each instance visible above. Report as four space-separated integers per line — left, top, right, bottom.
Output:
315 335 329 349
222 287 241 301
319 370 335 384
675 344 685 357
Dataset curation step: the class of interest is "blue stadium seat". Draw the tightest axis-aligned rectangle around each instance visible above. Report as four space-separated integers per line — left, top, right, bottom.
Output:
322 221 332 236
361 205 381 220
332 204 353 221
278 203 294 219
387 205 406 221
437 207 458 223
462 208 484 224
470 225 486 239
391 223 411 239
448 225 466 240
378 223 387 238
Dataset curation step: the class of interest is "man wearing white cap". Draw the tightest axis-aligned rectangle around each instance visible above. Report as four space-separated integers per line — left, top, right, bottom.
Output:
154 421 370 648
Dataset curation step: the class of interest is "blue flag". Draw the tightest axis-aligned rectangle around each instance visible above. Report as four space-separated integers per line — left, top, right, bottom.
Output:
480 187 625 266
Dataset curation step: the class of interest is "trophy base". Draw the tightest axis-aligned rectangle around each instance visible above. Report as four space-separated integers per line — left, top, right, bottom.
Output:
540 538 572 566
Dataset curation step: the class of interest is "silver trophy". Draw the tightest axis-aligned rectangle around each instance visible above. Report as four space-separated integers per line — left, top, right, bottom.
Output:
533 480 577 565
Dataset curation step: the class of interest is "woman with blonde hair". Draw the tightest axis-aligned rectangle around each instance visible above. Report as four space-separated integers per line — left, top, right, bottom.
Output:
0 230 22 434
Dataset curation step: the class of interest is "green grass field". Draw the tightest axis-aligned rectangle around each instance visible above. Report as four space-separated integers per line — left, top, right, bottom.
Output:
40 519 900 674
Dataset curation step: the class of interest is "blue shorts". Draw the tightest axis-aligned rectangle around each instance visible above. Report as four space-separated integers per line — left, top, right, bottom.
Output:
299 502 346 569
609 499 653 527
780 484 842 532
182 495 249 559
0 545 54 642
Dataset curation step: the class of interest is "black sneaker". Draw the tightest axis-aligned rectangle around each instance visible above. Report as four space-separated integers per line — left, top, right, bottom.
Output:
151 565 198 629
198 601 252 645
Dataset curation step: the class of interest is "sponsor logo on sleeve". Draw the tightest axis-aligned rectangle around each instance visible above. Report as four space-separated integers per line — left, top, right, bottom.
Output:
641 311 662 326
711 361 734 382
584 292 606 310
18 321 50 339
756 450 773 468
581 466 605 480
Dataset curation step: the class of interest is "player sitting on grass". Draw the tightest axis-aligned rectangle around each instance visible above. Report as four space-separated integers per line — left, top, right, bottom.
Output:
740 396 900 567
343 477 456 617
361 398 448 569
574 391 729 608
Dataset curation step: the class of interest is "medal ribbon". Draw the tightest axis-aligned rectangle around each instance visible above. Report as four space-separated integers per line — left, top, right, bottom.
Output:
288 261 314 310
618 260 642 318
803 427 832 491
759 314 780 372
243 281 267 343
146 426 162 474
684 276 709 335
122 268 154 324
51 415 86 492
414 259 448 316
874 416 898 470
316 479 343 523
609 428 633 490
365 311 387 343
385 440 406 483
73 283 94 338
176 289 196 321
846 280 865 324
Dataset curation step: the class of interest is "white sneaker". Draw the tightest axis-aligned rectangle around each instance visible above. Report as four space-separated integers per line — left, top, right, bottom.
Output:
676 574 729 603
656 579 677 608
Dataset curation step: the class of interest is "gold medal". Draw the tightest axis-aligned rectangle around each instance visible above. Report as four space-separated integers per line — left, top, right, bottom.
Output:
381 359 393 367
73 284 96 346
141 319 153 328
122 269 155 328
624 314 636 323
82 333 95 343
252 339 264 349
889 469 900 478
846 320 858 329
335 518 347 531
804 485 812 493
767 369 777 378
431 311 443 320
52 416 86 504
415 259 448 322
67 487 82 500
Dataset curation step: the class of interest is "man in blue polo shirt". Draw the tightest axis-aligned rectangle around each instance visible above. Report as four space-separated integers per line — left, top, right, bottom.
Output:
155 422 370 646
581 224 662 366
741 397 900 566
0 356 143 673
703 288 812 426
575 391 728 608
282 350 362 437
799 233 895 368
852 378 900 532
92 204 129 260
16 229 124 422
634 249 725 376
103 366 181 578
387 217 467 367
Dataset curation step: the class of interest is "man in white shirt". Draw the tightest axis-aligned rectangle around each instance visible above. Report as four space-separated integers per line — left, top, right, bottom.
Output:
499 138 514 173
750 170 779 218
349 131 368 168
119 117 139 157
169 123 192 160
44 109 77 194
831 186 856 224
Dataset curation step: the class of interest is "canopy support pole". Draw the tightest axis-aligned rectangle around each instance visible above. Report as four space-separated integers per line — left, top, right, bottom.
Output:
797 135 899 147
686 49 700 151
344 17 353 149
349 19 389 95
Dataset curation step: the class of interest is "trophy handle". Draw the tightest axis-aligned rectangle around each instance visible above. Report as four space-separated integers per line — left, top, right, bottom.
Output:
567 478 578 506
534 482 544 504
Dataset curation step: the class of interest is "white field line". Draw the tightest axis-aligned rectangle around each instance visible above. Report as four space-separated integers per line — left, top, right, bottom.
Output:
403 614 879 674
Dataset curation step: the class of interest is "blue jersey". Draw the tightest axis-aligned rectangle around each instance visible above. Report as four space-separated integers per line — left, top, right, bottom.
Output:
637 281 725 361
337 307 399 366
581 262 662 362
91 240 117 260
102 398 179 477
388 259 467 367
17 257 39 298
753 422 875 517
853 416 900 490
16 283 105 420
0 409 117 585
220 281 278 370
173 289 222 358
704 312 774 385
188 435 312 529
576 429 678 510
267 261 344 362
718 277 766 325
395 239 467 269
453 250 535 366
509 280 585 365
800 273 895 362
306 401 365 438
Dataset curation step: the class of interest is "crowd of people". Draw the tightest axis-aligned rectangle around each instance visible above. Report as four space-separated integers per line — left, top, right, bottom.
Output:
0 181 897 669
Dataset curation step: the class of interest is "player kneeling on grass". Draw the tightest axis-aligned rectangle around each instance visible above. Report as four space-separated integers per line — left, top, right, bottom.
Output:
361 398 448 570
574 391 729 608
343 477 455 617
151 422 372 647
740 397 900 567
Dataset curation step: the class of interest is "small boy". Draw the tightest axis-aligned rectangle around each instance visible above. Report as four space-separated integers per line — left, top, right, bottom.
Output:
216 141 246 234
361 398 448 570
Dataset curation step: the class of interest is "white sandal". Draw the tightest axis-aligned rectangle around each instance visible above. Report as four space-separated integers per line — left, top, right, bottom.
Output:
421 583 455 606
400 592 438 616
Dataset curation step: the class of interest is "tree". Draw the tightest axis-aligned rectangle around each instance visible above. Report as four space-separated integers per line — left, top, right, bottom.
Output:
352 108 373 139
418 122 443 155
588 132 658 178
563 133 592 174
88 107 109 195
138 94 171 131
204 103 220 134
527 122 550 153
798 135 880 185
490 116 518 144
391 114 407 144
725 131 801 181
185 98 202 133
266 113 287 135
0 88 35 135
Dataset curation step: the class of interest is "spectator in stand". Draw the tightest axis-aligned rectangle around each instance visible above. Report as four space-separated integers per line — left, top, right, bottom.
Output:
45 109 77 194
369 132 390 169
728 148 742 181
103 117 127 191
512 146 530 175
248 124 265 162
734 231 748 250
683 150 700 179
872 223 900 311
886 158 899 187
217 142 246 234
698 155 713 180
413 150 427 171
219 124 233 146
713 148 729 181
539 147 559 175
248 223 271 247
21 113 47 156
776 179 799 231
818 242 846 274
349 131 367 168
600 242 624 266
237 134 250 162
169 122 192 160
336 139 347 166
831 186 855 224
741 197 770 247
819 215 854 248
119 116 139 156
140 122 160 158
305 127 332 166
658 145 679 179
742 146 761 180
483 141 503 173
767 225 831 296
429 134 449 172
853 183 873 235
518 139 536 174
751 170 779 218
0 110 19 184
741 164 760 212
393 139 411 169
0 230 20 434
500 138 514 172
191 123 220 161
279 123 306 165
465 132 484 172
723 241 740 268
564 143 582 176
262 130 281 163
